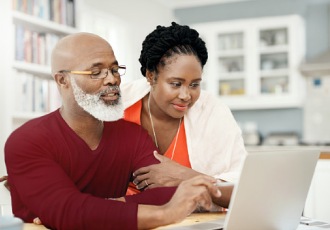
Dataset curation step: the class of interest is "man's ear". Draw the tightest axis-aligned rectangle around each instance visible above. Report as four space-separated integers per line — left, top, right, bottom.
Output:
54 73 68 87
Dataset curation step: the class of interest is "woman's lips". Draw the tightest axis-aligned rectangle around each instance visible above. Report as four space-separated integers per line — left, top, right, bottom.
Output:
173 103 189 112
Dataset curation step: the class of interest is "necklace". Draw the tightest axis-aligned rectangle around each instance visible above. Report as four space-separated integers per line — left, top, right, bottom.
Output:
147 94 182 160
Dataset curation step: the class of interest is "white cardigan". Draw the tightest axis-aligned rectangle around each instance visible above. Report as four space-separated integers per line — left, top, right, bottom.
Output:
121 79 247 182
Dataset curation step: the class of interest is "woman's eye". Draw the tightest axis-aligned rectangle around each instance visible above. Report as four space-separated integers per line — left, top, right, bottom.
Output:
170 82 181 87
190 82 200 88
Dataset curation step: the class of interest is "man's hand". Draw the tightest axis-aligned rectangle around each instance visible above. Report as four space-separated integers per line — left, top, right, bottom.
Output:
137 175 222 229
0 175 10 191
133 151 201 189
161 175 222 225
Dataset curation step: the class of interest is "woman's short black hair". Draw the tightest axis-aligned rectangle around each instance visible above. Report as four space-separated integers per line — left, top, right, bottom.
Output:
139 22 208 77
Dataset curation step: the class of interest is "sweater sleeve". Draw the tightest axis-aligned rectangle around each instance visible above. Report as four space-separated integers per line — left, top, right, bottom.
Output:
5 131 139 230
125 187 177 205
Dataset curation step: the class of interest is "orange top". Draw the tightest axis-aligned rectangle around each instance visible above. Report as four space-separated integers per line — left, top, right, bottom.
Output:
124 100 191 195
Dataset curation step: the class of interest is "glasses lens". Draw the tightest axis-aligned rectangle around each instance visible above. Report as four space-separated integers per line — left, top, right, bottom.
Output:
92 66 126 79
110 66 126 77
117 66 126 76
89 68 104 79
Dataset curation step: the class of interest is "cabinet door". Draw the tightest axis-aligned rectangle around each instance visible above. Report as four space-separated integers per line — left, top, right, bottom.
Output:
259 28 289 95
217 32 246 96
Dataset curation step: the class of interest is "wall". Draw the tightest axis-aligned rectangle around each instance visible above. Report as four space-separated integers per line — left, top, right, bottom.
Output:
174 0 330 141
79 0 176 83
0 0 14 215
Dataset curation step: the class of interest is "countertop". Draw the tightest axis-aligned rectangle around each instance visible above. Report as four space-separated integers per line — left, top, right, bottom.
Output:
245 146 330 159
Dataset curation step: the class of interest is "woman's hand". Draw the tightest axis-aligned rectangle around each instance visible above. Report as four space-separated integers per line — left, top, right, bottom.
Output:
133 151 202 190
33 217 42 225
0 175 10 191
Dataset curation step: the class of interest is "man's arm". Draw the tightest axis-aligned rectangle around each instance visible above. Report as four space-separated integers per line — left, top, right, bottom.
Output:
34 175 222 229
5 134 141 229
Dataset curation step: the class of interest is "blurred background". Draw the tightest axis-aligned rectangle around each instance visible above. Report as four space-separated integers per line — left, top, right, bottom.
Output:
52 0 330 147
0 0 330 222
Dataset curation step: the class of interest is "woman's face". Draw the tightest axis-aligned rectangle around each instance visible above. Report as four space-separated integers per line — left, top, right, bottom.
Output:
148 54 203 119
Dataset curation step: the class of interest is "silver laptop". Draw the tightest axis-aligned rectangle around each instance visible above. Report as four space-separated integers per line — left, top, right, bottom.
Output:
169 149 321 230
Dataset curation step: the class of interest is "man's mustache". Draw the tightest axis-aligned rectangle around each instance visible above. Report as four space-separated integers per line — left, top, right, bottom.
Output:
99 86 120 96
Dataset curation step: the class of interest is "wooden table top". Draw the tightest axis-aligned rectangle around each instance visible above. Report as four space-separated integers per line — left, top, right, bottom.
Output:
158 212 226 229
23 212 226 230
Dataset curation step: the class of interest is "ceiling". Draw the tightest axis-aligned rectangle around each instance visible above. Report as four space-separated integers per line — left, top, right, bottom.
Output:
154 0 254 9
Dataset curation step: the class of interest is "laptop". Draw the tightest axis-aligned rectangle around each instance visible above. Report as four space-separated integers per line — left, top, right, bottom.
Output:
168 149 321 230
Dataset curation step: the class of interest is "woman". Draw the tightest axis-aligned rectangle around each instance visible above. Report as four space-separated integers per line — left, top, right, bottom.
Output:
122 22 247 208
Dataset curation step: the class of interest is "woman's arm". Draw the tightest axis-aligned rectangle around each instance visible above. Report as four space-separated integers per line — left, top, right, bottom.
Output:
133 151 202 188
133 152 233 208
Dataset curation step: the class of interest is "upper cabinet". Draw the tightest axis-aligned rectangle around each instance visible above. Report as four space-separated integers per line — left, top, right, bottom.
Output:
192 15 306 110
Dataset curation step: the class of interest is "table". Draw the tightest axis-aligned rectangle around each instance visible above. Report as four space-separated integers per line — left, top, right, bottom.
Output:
23 212 226 230
157 212 226 229
23 223 48 230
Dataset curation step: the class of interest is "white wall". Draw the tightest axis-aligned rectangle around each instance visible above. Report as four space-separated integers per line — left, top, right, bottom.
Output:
0 0 14 215
78 0 176 82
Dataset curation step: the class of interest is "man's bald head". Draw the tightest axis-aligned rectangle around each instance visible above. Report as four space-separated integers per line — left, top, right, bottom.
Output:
51 32 114 76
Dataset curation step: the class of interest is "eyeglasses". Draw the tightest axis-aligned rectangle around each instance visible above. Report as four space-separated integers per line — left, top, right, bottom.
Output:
59 65 126 79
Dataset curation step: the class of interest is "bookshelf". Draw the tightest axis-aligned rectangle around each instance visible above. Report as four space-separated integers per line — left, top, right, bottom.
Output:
0 0 79 213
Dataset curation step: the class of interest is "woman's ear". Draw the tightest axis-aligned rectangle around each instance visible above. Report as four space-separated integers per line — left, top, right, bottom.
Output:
146 70 155 85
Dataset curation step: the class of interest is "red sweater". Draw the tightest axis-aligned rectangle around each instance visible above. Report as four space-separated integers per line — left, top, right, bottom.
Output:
5 110 176 230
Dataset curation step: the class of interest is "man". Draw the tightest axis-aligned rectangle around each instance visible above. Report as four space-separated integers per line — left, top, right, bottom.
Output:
4 32 220 230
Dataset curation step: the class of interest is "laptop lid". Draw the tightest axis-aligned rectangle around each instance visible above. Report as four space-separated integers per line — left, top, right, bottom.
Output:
167 149 320 230
224 149 320 230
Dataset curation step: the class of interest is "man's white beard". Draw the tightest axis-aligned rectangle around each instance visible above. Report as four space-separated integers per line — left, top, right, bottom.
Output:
70 77 124 122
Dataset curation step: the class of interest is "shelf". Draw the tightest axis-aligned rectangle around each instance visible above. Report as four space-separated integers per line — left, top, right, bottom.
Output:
221 95 304 110
217 49 244 57
12 11 78 35
259 69 289 78
219 72 245 80
259 45 289 54
12 61 52 79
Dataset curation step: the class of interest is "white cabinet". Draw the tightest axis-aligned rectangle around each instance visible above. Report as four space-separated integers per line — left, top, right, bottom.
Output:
192 15 306 110
0 0 78 213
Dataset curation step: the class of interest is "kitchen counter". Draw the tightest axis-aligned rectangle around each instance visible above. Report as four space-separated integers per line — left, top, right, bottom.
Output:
320 151 330 159
245 146 330 159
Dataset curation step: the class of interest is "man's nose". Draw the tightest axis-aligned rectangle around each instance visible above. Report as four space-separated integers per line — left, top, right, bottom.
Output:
103 69 120 85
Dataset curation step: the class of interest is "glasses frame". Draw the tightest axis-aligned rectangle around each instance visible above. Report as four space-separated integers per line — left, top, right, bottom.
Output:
59 65 126 79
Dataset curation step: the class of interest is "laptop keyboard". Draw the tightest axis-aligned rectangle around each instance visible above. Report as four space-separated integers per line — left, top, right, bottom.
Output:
300 217 330 229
